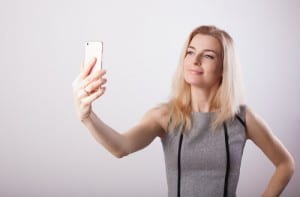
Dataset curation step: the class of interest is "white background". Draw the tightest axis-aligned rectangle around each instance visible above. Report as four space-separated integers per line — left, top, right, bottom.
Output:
0 0 299 196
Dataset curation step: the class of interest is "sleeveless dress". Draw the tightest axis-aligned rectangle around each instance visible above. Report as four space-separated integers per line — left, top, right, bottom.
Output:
161 106 247 197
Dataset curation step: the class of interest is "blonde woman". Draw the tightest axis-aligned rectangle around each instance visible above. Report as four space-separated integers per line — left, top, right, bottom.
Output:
72 26 295 197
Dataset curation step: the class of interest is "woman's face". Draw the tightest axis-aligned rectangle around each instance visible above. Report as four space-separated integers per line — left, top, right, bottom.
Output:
183 34 223 89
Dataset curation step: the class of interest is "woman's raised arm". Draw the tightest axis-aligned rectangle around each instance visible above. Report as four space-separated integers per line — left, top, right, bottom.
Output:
72 58 167 158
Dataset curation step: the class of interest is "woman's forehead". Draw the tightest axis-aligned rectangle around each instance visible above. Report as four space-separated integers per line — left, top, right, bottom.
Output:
189 34 221 54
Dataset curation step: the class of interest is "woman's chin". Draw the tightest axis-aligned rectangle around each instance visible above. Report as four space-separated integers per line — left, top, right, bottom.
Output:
185 80 205 88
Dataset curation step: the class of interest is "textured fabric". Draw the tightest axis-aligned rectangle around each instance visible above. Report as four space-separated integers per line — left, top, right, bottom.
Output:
161 106 247 197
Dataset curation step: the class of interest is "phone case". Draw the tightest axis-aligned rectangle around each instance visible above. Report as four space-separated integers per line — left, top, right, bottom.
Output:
84 41 103 72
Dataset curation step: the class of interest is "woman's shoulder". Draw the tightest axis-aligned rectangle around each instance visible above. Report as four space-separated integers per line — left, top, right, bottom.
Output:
242 105 269 139
153 102 170 116
146 102 170 133
242 104 258 123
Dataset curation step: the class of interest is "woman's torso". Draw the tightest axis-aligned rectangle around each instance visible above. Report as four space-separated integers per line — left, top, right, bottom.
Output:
160 106 247 197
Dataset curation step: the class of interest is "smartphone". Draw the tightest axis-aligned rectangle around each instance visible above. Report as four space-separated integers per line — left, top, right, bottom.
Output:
84 41 103 73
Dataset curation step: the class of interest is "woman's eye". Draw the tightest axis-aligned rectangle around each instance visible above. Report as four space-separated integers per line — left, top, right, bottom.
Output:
186 51 194 55
204 54 214 59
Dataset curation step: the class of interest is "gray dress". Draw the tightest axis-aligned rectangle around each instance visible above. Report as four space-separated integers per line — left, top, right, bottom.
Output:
161 106 247 197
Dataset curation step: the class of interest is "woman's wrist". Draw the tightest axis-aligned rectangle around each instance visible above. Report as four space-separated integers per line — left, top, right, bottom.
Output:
80 110 93 123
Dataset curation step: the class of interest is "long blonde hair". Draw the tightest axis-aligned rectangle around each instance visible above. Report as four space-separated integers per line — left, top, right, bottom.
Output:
167 25 245 132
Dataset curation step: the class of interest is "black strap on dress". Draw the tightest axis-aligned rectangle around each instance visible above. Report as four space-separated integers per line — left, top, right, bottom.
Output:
177 133 183 197
223 122 230 197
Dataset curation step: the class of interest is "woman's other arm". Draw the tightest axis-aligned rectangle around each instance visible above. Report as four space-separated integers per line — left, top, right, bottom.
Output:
246 107 295 196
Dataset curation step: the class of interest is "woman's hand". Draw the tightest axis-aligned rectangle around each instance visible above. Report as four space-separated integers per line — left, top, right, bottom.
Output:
72 58 107 121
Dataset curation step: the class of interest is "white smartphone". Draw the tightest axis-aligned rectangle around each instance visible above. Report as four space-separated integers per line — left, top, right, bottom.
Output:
84 41 103 73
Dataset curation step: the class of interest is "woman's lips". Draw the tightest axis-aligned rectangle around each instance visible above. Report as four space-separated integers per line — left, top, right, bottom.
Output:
189 69 203 75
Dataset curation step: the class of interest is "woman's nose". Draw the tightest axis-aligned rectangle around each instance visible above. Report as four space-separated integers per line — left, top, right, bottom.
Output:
193 53 202 66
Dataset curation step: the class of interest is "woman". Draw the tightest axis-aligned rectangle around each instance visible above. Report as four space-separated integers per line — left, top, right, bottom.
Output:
72 25 295 197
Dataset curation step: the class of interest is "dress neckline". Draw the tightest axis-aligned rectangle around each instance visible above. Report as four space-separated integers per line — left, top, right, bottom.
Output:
191 111 218 116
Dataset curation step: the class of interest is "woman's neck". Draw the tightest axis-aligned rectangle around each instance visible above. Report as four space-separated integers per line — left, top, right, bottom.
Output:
190 85 219 112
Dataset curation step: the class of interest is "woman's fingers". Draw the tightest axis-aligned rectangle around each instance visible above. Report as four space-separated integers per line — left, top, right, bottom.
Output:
82 57 97 79
75 73 107 102
73 69 106 98
81 87 106 107
85 78 107 94
81 69 106 89
72 61 107 121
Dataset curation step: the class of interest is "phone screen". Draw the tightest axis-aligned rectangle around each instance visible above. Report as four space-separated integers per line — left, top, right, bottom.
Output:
84 41 103 73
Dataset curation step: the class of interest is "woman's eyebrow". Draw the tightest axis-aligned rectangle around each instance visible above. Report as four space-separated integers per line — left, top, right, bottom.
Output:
188 46 218 55
203 49 218 55
188 46 196 50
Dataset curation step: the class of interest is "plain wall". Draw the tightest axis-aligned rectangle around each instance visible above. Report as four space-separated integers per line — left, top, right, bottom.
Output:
0 0 299 196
